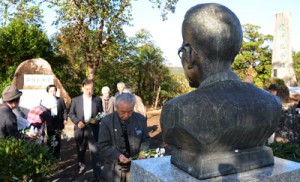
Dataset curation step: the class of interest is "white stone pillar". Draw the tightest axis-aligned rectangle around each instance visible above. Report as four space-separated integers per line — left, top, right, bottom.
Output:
272 12 297 86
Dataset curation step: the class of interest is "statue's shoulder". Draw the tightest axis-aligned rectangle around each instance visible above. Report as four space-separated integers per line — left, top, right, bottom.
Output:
164 90 200 106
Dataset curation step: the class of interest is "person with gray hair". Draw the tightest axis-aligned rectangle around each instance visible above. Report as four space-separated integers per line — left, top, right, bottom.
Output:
115 82 125 97
98 93 150 182
123 86 146 116
100 86 115 115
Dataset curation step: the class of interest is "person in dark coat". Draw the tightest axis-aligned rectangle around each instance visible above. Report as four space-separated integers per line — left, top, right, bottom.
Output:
0 85 22 138
98 93 150 182
69 79 103 179
45 84 68 159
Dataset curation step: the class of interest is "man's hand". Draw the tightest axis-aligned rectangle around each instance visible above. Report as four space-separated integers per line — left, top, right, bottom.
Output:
119 154 131 164
138 154 146 159
77 121 85 129
89 119 97 125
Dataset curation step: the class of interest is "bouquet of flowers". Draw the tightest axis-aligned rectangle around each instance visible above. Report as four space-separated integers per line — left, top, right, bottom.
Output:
20 125 43 144
133 147 166 159
85 112 106 125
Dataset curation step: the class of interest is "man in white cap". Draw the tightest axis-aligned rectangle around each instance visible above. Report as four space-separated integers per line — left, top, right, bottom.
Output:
0 85 22 138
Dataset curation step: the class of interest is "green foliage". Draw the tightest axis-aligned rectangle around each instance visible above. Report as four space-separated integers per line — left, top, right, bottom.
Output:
264 78 290 103
0 17 53 92
0 18 53 61
0 137 57 181
47 0 179 80
232 24 273 87
95 29 184 107
293 51 300 85
268 142 300 162
47 0 134 79
147 0 179 21
169 67 183 75
0 0 44 27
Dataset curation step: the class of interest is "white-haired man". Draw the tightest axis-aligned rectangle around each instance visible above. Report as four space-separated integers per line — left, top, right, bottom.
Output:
98 93 150 182
100 86 115 115
115 82 125 97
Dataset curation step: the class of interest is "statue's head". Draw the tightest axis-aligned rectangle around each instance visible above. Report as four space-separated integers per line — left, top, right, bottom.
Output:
179 3 243 87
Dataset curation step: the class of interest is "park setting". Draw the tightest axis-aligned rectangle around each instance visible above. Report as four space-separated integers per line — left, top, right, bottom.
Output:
1 0 300 181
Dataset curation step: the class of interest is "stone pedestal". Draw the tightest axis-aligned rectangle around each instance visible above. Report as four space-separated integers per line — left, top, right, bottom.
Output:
130 156 300 182
171 146 274 179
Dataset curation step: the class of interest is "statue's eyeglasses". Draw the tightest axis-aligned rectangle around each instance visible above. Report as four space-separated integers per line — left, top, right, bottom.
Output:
177 44 198 59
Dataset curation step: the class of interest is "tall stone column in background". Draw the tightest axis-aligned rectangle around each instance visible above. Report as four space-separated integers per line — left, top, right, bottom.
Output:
272 12 297 86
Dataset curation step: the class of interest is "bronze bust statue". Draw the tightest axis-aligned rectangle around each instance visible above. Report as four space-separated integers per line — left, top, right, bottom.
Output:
160 3 282 179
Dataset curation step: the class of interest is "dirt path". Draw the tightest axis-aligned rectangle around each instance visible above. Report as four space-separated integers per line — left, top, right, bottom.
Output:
48 110 171 181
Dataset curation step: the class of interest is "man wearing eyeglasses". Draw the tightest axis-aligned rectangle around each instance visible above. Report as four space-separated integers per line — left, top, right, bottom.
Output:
160 3 282 179
69 79 103 180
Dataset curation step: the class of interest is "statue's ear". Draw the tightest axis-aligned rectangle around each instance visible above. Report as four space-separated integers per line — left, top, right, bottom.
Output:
186 49 196 69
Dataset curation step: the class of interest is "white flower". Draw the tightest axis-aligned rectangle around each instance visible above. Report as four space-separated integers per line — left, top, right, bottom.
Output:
66 135 71 142
156 148 160 154
160 148 165 155
154 154 159 158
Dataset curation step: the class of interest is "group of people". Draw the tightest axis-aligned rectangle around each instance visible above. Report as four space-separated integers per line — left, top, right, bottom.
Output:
0 84 68 159
0 80 150 182
102 82 147 117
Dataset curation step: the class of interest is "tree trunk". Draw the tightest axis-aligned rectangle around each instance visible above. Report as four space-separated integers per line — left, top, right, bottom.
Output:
87 65 96 80
154 85 161 110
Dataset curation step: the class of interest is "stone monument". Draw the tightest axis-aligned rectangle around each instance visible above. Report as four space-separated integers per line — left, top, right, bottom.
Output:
160 3 282 180
272 12 297 87
12 58 71 109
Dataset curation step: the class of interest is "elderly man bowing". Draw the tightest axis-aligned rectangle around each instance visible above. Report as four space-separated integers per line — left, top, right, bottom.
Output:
98 93 150 182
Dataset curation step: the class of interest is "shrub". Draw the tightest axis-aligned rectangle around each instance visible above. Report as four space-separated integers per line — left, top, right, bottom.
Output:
268 142 300 162
0 137 58 181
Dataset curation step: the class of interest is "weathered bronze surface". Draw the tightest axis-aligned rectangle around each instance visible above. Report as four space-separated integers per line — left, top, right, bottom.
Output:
160 3 282 179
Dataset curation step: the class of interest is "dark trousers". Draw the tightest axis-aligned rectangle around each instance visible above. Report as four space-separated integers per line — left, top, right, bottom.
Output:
75 125 102 177
47 130 61 159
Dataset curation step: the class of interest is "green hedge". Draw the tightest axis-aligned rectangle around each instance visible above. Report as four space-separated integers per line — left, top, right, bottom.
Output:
0 137 58 181
268 142 300 162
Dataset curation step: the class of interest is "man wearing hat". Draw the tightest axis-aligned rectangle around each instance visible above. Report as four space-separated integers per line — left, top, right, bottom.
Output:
0 85 22 138
268 84 278 96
